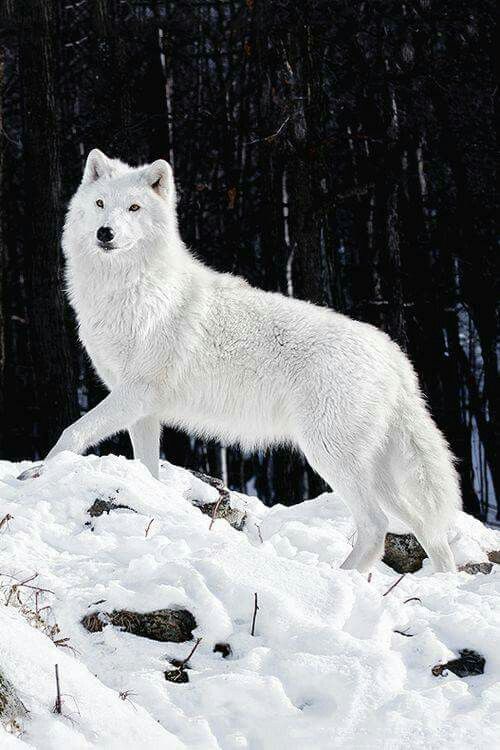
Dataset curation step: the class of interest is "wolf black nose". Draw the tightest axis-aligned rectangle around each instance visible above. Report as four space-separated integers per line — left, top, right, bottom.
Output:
97 226 114 243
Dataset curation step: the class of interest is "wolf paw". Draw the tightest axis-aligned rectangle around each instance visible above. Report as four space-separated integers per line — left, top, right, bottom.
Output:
17 464 44 480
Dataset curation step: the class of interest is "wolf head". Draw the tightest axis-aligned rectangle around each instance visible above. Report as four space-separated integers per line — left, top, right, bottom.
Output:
63 149 179 264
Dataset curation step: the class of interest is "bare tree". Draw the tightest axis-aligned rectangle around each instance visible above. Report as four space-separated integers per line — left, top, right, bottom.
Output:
18 0 79 455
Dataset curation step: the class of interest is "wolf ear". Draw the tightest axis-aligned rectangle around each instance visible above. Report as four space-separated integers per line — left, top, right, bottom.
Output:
82 149 113 184
142 159 174 199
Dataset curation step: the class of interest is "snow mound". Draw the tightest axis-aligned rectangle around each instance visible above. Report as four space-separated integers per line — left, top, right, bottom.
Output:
0 453 499 749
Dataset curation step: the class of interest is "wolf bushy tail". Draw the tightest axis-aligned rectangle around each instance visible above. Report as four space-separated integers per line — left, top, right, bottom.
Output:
384 386 461 572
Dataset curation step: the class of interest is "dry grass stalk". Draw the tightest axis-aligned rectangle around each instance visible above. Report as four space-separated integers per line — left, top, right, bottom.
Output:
1 572 74 653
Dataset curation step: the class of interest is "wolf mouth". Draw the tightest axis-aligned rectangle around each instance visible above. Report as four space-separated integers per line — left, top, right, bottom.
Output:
98 242 117 252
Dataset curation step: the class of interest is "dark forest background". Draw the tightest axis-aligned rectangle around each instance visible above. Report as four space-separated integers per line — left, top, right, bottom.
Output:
0 1 497 520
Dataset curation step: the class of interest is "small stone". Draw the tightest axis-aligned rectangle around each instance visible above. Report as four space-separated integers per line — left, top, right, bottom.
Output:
487 550 500 564
213 642 232 658
458 562 493 575
164 667 189 684
432 649 485 678
383 533 427 573
86 498 137 517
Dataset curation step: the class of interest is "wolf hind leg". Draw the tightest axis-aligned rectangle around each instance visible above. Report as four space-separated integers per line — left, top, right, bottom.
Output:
299 436 389 572
129 416 161 480
375 464 456 573
339 495 389 572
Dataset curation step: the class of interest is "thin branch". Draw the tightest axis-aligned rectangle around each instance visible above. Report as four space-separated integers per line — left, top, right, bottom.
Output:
209 496 223 530
394 628 414 637
53 664 62 714
251 592 259 636
248 116 290 145
179 637 202 669
382 574 406 597
0 513 13 532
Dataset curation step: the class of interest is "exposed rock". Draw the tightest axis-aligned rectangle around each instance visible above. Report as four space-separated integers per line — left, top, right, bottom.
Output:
189 470 246 531
86 498 137 517
0 670 28 734
213 642 232 658
383 533 427 573
432 649 485 678
82 608 196 643
458 562 493 575
487 550 500 564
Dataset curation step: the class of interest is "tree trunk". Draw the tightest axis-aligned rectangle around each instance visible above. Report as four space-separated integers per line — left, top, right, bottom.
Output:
0 47 4 455
18 0 79 457
91 0 134 161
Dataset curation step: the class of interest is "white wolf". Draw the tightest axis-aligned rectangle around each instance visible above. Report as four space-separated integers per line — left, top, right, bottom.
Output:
44 149 459 572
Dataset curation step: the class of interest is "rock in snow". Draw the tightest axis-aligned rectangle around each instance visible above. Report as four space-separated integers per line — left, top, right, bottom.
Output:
458 562 494 575
383 532 427 573
82 607 196 642
0 452 499 749
432 649 486 678
186 468 247 531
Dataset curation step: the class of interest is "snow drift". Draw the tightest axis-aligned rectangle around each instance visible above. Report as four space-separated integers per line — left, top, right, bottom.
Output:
0 453 499 749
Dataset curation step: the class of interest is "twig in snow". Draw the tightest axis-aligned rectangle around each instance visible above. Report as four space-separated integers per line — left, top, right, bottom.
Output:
393 628 414 637
347 530 357 547
145 518 155 537
53 637 79 656
15 573 38 587
119 689 138 708
382 574 406 597
189 470 234 530
255 524 264 544
403 597 422 605
251 592 259 636
1 571 55 598
178 637 202 669
0 513 13 532
209 496 223 530
4 573 43 606
53 664 62 714
367 572 372 583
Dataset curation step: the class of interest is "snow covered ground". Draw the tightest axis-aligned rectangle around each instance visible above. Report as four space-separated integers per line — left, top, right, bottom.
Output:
0 452 499 749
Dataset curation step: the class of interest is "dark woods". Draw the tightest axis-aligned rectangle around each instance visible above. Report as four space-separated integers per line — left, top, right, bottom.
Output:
0 1 497 520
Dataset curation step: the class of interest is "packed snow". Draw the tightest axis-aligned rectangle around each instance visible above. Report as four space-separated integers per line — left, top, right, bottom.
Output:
0 452 499 749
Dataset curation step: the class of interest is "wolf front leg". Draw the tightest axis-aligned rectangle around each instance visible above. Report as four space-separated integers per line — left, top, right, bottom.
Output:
129 416 161 479
46 382 159 465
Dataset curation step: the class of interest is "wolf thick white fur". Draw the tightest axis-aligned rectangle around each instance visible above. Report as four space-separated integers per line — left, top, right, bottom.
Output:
48 149 460 572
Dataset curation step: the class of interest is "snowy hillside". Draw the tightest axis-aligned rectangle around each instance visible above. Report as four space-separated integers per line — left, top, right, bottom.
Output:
1 453 499 749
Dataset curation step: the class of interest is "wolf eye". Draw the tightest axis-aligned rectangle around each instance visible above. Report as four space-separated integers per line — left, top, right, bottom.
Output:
96 199 104 208
129 204 140 212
